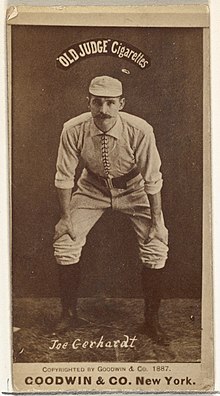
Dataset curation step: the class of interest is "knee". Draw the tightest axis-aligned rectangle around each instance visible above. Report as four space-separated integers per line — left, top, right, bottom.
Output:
139 238 169 269
53 234 85 265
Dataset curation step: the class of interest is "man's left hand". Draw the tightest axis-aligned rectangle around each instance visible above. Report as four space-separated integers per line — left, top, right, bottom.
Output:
146 223 168 246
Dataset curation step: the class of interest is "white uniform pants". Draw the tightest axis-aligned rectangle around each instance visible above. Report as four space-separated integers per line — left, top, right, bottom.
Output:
53 170 168 269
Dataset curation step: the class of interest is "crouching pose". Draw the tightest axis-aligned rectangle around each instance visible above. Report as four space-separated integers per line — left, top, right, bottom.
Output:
53 76 169 344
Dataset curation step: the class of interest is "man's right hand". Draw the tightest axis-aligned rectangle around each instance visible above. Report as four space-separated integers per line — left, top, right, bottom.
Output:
53 215 76 242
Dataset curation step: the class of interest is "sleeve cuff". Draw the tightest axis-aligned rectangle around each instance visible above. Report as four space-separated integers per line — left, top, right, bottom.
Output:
55 179 74 189
144 179 163 195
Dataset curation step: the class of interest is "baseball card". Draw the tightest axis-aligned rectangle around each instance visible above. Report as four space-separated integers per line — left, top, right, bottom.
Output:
6 3 213 393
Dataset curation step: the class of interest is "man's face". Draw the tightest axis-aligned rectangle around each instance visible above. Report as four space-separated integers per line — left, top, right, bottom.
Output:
88 95 125 131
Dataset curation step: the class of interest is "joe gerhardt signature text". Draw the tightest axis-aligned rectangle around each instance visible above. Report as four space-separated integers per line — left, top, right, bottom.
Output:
49 335 137 350
41 336 196 389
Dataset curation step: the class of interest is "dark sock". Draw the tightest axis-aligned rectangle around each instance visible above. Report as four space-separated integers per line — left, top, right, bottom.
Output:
142 267 165 315
58 264 81 315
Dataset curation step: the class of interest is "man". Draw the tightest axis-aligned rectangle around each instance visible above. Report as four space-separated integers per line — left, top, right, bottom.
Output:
53 75 169 344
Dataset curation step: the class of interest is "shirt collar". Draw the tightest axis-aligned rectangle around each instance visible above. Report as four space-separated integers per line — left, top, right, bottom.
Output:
90 114 122 139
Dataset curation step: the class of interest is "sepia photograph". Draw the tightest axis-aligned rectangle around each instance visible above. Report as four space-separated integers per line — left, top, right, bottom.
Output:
7 4 213 392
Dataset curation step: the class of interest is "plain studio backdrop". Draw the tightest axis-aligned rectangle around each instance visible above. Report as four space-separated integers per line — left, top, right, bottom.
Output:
11 25 203 299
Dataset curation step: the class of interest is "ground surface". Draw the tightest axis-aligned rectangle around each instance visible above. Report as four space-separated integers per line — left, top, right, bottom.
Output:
13 298 201 363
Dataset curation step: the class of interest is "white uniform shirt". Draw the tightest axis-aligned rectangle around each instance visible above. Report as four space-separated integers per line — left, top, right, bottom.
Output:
55 111 163 195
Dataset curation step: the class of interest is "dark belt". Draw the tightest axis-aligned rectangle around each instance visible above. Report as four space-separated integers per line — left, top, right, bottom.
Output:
86 167 140 189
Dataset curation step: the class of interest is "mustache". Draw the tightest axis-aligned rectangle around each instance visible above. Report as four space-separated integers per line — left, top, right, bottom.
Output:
95 114 112 119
